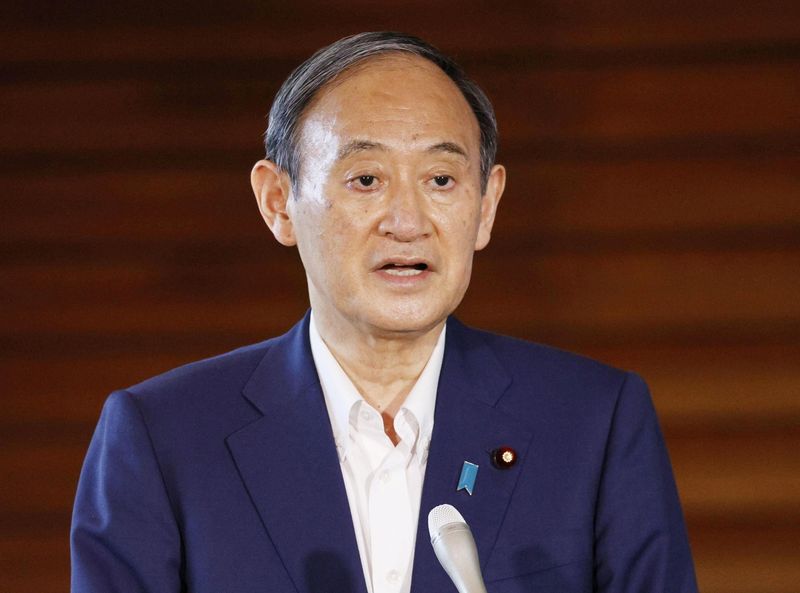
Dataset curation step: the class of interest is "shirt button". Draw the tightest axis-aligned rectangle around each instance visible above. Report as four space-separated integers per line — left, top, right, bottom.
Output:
379 471 391 483
386 569 399 584
360 410 371 421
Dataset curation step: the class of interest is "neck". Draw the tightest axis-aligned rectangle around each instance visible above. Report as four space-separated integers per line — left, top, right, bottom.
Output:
312 309 444 419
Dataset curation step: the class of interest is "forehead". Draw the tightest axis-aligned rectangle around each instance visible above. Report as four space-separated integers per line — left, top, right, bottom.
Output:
298 54 480 154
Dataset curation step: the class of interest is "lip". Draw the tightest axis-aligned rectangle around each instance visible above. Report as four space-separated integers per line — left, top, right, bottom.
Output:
372 256 434 272
371 256 434 286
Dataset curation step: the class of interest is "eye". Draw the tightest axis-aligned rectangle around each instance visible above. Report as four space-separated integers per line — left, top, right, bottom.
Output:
431 175 454 188
348 174 380 191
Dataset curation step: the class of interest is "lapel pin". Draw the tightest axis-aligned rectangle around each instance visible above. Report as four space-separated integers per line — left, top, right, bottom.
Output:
457 461 479 495
491 446 517 469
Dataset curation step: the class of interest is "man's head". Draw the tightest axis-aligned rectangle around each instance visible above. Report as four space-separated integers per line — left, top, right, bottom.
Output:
252 32 505 338
264 31 498 194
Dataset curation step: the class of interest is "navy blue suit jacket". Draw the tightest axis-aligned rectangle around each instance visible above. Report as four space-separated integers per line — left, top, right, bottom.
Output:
71 313 698 592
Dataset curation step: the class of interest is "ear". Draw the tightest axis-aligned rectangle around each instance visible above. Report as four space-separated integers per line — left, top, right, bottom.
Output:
474 164 506 251
251 159 296 246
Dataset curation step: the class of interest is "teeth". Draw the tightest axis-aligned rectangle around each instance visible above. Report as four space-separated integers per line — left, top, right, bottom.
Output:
384 267 423 276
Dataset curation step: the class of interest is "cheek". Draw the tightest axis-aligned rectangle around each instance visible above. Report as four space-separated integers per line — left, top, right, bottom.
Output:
441 205 482 247
297 208 361 270
441 205 482 276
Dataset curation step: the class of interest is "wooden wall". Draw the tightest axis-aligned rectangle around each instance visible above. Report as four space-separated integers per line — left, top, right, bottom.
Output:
2 2 799 591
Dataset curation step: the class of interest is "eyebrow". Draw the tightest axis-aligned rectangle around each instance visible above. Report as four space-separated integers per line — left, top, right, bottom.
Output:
426 141 469 159
335 139 470 161
336 140 388 161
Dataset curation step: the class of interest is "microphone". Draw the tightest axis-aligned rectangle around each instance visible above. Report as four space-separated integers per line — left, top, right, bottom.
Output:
428 504 488 593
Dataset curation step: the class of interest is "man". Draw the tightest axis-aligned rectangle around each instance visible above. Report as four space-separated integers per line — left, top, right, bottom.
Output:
71 32 698 593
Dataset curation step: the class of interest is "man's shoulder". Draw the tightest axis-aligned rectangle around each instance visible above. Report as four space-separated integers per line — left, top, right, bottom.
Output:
455 319 628 381
116 312 313 424
126 338 272 397
452 319 637 413
120 321 301 420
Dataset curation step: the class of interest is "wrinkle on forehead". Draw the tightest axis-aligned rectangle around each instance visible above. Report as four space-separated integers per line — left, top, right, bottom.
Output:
307 53 448 108
293 53 482 197
294 113 338 205
301 54 478 152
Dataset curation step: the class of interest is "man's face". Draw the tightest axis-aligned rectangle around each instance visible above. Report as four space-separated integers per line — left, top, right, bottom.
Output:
283 54 504 337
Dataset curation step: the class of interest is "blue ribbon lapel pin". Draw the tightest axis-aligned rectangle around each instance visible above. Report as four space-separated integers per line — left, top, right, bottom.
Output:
457 461 479 495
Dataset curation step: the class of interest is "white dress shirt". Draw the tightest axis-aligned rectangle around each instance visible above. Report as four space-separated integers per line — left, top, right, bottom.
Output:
308 313 446 593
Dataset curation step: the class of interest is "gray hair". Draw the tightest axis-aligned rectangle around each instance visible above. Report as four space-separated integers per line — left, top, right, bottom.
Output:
264 31 498 193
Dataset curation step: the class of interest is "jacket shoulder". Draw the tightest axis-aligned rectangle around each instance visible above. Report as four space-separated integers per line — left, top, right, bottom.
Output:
453 321 639 416
101 336 288 453
126 339 272 401
464 323 629 383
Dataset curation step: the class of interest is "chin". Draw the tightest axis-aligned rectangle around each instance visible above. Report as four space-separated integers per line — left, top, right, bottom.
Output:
362 301 450 336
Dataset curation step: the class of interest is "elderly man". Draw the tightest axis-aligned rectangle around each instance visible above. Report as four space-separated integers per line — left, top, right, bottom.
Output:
71 32 698 593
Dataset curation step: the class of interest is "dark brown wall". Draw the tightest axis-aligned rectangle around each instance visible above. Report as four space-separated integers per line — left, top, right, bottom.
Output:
2 2 799 591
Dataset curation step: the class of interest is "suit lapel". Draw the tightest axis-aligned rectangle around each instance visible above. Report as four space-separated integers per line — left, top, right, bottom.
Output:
224 314 530 593
411 319 533 593
226 314 367 593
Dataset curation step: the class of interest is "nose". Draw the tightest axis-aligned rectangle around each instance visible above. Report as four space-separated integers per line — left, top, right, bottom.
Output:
377 179 432 242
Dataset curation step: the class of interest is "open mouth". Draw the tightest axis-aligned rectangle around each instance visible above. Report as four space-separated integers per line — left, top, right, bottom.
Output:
380 262 429 276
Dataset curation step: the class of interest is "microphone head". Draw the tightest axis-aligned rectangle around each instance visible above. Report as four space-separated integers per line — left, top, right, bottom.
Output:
428 504 467 541
427 504 488 593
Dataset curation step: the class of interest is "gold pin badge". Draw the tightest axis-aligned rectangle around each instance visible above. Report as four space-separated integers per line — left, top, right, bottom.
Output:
491 446 517 469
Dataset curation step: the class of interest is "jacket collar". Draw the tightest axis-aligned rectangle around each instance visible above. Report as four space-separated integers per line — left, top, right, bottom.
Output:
226 313 532 593
227 312 367 593
410 317 532 593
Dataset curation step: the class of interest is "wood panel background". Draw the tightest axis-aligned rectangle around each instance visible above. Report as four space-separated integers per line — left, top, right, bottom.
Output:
2 2 799 591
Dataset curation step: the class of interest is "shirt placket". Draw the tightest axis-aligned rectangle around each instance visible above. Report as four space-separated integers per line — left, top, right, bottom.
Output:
366 413 416 593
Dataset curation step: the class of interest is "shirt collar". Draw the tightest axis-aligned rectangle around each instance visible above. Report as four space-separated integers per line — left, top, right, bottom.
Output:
309 312 363 460
397 326 444 462
309 311 446 463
